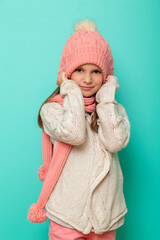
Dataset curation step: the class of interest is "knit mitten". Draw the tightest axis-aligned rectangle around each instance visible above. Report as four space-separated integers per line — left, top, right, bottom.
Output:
96 75 119 104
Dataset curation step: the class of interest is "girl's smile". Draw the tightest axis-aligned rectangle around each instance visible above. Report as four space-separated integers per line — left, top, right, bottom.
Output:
70 64 103 97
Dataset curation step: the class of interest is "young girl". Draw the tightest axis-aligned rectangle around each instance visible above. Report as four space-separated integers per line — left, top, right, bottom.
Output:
28 19 131 240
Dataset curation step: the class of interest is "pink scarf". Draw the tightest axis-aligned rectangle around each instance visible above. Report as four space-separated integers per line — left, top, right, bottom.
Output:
27 94 96 223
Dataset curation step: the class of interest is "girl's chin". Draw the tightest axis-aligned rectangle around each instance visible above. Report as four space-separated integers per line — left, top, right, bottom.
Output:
82 93 95 98
81 89 96 98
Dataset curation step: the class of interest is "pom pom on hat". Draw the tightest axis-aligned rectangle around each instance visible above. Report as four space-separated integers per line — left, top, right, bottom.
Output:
74 19 98 32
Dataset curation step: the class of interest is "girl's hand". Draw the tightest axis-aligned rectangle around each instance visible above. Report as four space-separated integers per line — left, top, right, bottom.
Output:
96 75 119 103
105 75 119 92
56 71 68 87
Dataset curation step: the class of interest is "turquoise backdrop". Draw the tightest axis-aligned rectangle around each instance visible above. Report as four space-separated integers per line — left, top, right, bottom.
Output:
0 0 159 239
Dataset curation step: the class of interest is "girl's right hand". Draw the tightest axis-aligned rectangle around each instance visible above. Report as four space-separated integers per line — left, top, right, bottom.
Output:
56 71 68 87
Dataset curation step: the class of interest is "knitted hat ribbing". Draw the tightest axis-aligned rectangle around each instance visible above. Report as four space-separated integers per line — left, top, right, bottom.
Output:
57 19 114 83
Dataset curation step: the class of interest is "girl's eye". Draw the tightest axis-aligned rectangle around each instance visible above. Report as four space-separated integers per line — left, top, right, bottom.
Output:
94 70 101 74
75 68 82 72
74 68 101 73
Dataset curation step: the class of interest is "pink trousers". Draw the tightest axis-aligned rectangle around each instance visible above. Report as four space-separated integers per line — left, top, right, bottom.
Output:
48 220 116 240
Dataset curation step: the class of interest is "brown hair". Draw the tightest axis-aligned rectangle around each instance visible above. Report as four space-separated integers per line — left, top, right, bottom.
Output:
37 88 99 133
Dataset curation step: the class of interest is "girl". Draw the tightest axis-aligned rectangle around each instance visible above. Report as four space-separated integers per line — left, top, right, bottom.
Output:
28 19 131 240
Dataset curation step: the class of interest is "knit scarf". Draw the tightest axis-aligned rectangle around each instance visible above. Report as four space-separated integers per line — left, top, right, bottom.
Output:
27 94 96 223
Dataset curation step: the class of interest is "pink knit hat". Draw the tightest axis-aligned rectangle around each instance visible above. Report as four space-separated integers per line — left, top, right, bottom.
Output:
57 19 114 83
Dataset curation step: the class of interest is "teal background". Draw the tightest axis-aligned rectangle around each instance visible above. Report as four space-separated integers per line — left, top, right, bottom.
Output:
0 0 160 239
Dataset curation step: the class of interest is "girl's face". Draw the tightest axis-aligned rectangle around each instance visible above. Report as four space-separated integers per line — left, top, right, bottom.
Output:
70 64 103 97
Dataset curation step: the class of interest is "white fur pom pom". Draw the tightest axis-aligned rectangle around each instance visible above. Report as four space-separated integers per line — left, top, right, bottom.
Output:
74 19 97 32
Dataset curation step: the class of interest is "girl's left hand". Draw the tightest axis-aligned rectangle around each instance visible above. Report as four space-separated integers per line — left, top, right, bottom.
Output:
56 71 68 87
105 75 119 91
96 75 119 103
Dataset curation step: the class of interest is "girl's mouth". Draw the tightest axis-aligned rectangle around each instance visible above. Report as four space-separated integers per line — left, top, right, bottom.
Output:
81 86 93 90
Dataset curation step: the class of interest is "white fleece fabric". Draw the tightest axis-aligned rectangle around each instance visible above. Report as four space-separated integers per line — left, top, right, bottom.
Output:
40 78 131 234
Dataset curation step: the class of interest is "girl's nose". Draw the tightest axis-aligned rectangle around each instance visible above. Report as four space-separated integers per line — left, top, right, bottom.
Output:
83 73 92 84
